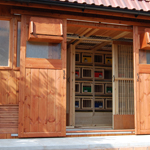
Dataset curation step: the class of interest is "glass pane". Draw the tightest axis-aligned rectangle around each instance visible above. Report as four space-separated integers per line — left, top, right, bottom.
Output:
0 20 10 66
139 50 150 64
17 22 21 67
26 41 61 59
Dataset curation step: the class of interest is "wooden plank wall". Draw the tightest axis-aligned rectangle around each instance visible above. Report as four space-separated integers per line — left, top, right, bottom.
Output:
22 68 62 134
0 71 20 139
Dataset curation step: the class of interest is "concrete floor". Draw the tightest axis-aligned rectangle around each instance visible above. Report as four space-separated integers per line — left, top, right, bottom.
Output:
1 135 150 150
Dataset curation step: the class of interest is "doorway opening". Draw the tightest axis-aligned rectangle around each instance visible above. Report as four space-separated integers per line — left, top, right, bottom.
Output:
66 20 134 130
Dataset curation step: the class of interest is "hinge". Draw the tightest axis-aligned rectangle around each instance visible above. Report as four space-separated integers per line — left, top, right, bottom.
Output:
63 70 65 79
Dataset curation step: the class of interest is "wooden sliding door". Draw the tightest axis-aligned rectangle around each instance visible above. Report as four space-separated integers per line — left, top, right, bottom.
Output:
18 15 66 137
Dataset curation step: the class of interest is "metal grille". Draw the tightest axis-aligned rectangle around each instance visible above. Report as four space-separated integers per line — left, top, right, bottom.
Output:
118 45 134 114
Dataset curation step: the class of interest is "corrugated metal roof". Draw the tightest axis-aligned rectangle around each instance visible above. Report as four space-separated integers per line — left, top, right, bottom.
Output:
56 0 150 12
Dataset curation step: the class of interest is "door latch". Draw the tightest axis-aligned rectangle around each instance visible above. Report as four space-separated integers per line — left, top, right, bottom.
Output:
113 75 115 82
137 73 139 82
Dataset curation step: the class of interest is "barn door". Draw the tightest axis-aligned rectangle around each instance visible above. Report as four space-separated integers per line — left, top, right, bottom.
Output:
18 15 66 137
134 26 150 134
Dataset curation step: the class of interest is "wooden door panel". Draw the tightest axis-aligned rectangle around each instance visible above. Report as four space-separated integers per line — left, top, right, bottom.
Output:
139 74 150 131
19 15 66 137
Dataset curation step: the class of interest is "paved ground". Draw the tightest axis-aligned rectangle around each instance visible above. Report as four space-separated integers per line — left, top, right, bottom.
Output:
0 135 150 150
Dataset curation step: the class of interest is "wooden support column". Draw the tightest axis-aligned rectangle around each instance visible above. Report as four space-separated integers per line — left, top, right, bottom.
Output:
69 44 75 126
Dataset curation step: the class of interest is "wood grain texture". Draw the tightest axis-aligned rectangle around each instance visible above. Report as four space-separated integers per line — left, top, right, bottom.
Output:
29 17 63 36
47 70 56 132
114 115 134 129
25 58 62 69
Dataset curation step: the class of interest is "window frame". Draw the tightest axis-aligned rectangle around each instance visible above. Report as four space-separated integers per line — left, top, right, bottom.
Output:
13 18 21 70
0 17 13 69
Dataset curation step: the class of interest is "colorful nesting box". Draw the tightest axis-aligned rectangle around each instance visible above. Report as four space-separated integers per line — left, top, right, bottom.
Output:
106 87 112 93
82 53 92 63
95 71 103 78
83 86 91 93
105 55 112 64
75 71 79 77
94 99 104 109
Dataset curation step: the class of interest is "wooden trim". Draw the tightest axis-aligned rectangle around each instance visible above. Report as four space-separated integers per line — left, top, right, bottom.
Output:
115 78 134 81
25 58 62 69
139 64 150 73
22 132 65 137
113 41 133 45
133 26 140 134
28 34 63 43
69 44 75 126
18 15 26 138
11 9 150 27
0 128 18 134
67 20 133 32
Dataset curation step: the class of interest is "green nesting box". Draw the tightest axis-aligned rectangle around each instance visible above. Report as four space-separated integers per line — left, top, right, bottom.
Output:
106 87 112 93
83 86 91 92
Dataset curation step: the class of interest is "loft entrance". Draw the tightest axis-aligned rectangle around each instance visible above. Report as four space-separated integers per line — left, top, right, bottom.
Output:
66 20 134 129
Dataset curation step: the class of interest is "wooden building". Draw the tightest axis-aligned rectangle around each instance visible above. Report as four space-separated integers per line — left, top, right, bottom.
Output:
0 0 150 138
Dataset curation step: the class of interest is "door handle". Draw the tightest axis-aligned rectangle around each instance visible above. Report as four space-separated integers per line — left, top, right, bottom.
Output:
63 70 65 79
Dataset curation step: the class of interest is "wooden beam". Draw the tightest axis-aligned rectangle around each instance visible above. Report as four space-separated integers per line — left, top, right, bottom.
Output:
2 0 150 21
92 42 111 51
73 28 99 46
11 9 150 27
67 20 133 32
113 31 130 39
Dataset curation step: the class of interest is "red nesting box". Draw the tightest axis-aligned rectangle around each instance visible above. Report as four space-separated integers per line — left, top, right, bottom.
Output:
95 72 103 77
75 71 79 77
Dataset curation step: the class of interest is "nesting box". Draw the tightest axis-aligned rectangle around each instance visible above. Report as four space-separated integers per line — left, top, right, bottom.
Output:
82 83 93 94
94 54 104 64
82 68 93 78
94 99 104 109
82 98 93 109
82 53 93 63
105 55 112 64
95 84 104 94
105 84 112 94
94 69 104 79
105 99 112 110
75 99 80 109
75 83 80 94
75 53 80 63
75 68 80 78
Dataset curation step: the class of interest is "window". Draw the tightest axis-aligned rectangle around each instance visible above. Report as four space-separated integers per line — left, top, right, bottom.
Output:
26 41 61 59
0 20 10 66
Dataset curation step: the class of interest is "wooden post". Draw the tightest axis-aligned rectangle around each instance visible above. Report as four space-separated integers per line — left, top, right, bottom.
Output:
69 44 75 126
